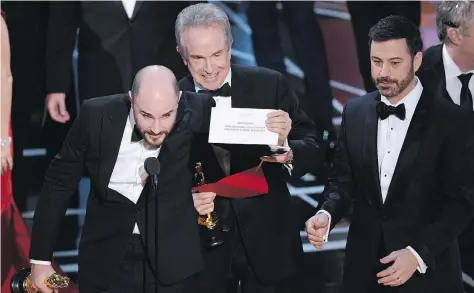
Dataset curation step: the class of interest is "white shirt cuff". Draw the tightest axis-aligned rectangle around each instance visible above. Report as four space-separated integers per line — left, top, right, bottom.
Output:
30 259 52 265
269 139 290 152
406 246 428 274
269 139 293 174
315 210 331 243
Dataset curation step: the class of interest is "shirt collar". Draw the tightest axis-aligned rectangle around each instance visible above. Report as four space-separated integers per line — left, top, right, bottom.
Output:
380 77 423 122
442 44 474 79
194 69 232 92
129 108 136 127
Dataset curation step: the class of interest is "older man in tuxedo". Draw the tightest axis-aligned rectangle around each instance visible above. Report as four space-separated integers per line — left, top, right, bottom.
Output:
417 0 474 279
28 66 217 293
306 16 474 293
176 3 324 293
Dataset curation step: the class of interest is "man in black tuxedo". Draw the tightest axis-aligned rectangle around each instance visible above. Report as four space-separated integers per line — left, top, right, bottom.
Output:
45 1 193 124
417 0 474 281
176 3 324 292
28 66 217 293
306 16 474 293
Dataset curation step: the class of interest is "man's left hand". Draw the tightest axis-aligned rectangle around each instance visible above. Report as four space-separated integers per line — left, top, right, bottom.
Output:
377 249 419 287
266 110 291 146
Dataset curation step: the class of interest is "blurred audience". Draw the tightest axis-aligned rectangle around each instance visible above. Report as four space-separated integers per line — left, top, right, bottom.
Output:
347 1 422 92
1 11 79 293
246 1 336 169
44 1 193 125
1 2 50 212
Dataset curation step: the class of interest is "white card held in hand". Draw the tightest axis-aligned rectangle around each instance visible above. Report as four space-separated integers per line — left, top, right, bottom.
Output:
208 107 278 145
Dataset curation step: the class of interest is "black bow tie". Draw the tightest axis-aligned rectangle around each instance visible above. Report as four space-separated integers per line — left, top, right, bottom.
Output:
131 125 143 142
198 82 231 97
376 102 406 120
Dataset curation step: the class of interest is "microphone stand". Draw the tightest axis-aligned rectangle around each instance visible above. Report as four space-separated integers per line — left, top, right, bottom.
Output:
144 157 160 293
152 173 158 293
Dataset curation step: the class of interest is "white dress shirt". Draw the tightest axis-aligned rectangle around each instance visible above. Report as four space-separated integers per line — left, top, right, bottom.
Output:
108 110 160 234
31 110 159 265
317 78 427 274
442 45 474 111
121 0 136 19
193 70 292 176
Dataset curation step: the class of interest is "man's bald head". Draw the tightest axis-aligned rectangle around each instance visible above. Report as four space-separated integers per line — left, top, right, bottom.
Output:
130 65 179 101
129 65 181 147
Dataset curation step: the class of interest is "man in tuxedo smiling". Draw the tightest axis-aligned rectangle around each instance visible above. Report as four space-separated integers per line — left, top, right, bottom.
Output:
306 15 474 293
176 3 324 293
28 65 217 293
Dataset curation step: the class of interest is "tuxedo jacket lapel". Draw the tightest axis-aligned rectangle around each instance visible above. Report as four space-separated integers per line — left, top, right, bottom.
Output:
179 74 227 180
131 1 143 20
384 91 432 206
180 74 195 92
420 45 450 102
362 94 383 207
99 95 131 197
432 50 450 103
230 65 253 109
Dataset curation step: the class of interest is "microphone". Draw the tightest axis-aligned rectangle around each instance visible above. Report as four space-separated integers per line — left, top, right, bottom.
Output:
144 157 160 191
144 157 160 293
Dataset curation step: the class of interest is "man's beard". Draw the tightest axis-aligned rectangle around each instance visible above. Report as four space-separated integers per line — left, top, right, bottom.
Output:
374 67 414 99
143 130 169 147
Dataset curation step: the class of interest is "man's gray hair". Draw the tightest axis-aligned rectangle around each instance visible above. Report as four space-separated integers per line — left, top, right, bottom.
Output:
175 3 233 57
436 0 474 45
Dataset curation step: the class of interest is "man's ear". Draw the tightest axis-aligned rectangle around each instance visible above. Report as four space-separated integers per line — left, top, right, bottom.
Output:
176 46 188 66
413 51 423 73
128 91 133 103
447 27 462 46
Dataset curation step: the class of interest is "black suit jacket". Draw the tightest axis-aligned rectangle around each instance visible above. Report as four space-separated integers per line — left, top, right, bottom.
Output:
417 44 452 103
320 89 474 293
46 1 192 101
29 91 216 291
179 65 324 284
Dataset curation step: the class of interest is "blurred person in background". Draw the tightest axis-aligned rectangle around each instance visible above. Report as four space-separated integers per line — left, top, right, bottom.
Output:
417 0 474 280
1 1 50 213
247 1 336 169
1 11 78 293
44 1 193 125
347 1 421 93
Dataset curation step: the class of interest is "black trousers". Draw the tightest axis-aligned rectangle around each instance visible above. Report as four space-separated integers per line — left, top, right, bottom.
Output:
346 1 422 93
106 235 195 293
194 209 296 293
247 1 333 132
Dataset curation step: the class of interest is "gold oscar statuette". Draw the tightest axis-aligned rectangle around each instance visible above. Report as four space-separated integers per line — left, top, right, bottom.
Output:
194 162 225 248
10 268 70 293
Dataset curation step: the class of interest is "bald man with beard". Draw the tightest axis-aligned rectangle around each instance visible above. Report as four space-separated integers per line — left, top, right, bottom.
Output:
28 66 218 293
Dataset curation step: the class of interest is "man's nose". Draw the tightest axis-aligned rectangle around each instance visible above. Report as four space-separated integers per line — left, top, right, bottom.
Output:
378 63 391 77
150 120 161 134
203 58 213 73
